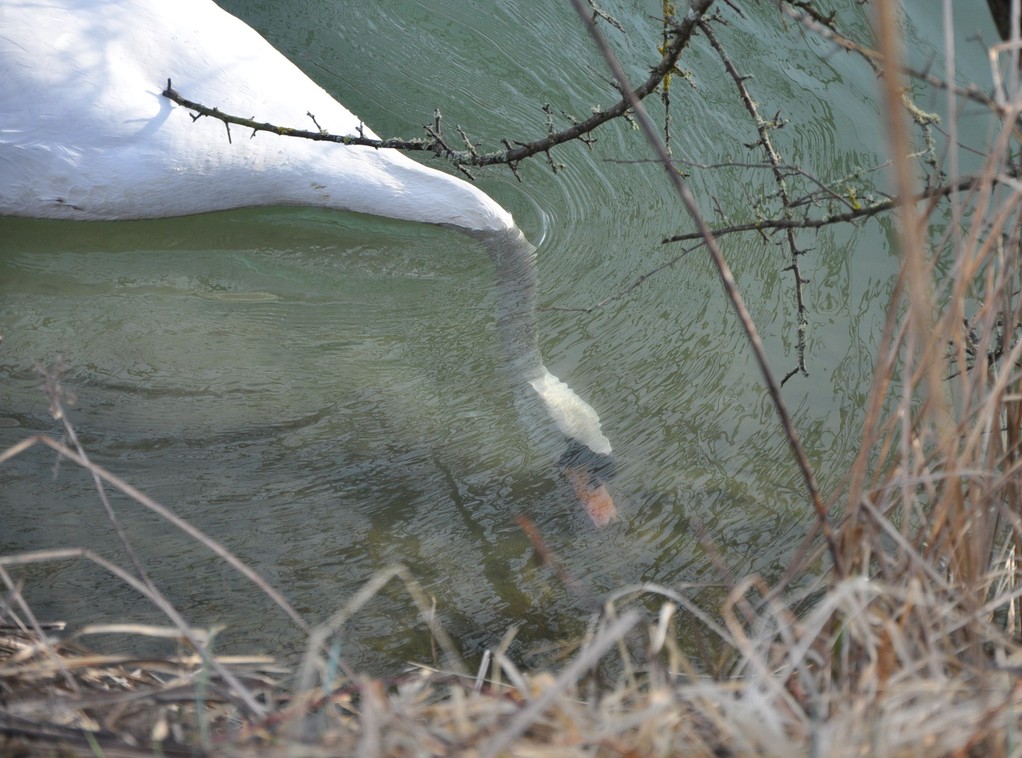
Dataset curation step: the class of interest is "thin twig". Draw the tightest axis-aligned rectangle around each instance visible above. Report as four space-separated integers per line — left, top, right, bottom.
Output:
0 434 309 633
478 611 641 758
0 547 266 717
567 0 842 574
40 364 157 596
700 18 810 382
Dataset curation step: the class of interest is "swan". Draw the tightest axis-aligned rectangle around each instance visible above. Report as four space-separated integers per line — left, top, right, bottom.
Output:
0 0 617 526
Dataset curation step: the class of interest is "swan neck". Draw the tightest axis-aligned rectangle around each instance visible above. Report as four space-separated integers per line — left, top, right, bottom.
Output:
474 226 611 459
476 228 544 381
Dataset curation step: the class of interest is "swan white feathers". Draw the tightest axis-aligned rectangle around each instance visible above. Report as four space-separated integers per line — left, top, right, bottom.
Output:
0 0 511 230
0 0 618 525
530 369 615 528
529 370 611 457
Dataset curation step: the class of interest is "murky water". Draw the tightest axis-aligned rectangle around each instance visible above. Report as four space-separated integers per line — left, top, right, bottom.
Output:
0 1 1002 670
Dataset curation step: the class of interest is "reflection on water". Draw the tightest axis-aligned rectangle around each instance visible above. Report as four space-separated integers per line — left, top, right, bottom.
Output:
0 0 997 671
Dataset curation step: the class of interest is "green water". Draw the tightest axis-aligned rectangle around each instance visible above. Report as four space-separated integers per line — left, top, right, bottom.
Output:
0 1 1002 670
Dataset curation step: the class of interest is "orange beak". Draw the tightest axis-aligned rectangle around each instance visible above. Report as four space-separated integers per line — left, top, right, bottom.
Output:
563 465 618 527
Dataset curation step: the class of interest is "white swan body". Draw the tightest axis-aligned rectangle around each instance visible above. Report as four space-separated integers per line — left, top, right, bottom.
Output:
0 0 617 524
0 0 511 230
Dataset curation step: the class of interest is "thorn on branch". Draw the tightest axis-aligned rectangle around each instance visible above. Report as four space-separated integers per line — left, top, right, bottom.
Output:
457 125 479 158
587 0 625 31
543 103 555 134
786 0 835 27
306 111 325 133
501 139 524 182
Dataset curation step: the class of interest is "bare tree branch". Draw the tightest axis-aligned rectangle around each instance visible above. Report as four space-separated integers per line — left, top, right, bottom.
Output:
663 175 985 244
565 0 844 574
700 18 811 383
161 0 714 175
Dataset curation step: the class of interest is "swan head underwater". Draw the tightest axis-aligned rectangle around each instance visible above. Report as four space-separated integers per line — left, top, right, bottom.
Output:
0 0 619 526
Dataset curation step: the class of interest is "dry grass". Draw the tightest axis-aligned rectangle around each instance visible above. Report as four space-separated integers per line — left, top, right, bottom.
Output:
8 2 1022 756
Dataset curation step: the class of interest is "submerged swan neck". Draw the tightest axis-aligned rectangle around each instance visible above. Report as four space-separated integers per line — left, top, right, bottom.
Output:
471 226 612 460
474 227 543 381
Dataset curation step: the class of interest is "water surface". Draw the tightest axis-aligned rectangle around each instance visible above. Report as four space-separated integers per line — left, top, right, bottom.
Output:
0 0 1002 670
